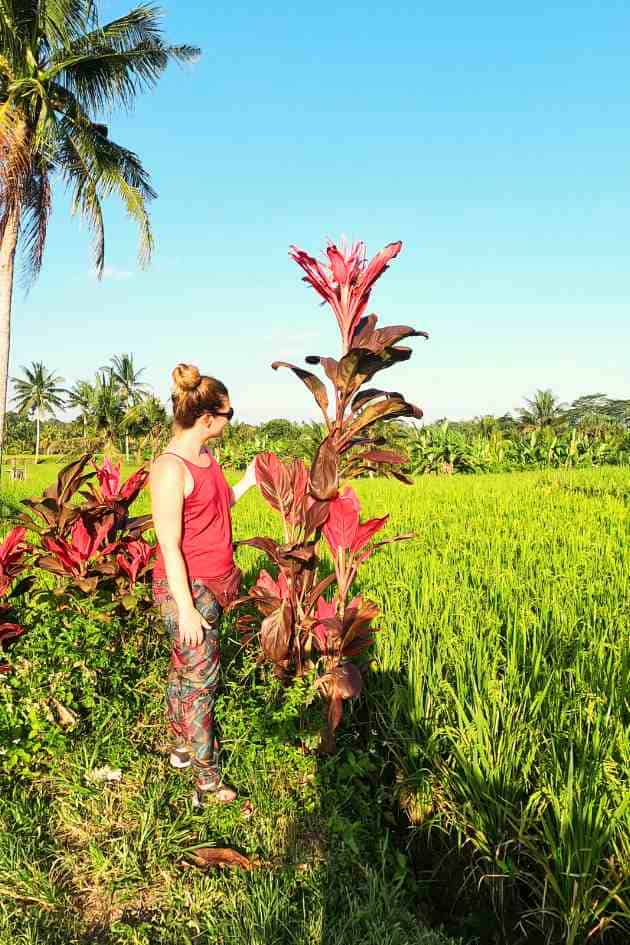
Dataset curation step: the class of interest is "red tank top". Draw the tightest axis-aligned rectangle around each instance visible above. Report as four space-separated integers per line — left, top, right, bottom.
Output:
153 450 236 583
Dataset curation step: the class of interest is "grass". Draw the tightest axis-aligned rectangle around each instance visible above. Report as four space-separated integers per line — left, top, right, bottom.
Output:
0 459 628 943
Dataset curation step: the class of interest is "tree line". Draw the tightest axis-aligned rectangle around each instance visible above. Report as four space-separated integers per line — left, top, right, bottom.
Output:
3 359 629 474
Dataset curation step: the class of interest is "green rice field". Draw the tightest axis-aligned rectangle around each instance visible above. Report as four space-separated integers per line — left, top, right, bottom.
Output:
0 461 628 944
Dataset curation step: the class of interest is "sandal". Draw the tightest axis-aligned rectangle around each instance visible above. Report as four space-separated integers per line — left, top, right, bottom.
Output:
192 779 237 808
169 747 192 769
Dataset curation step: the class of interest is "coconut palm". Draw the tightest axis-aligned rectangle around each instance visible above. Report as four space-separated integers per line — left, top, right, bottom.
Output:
66 378 95 444
0 2 200 450
91 370 124 454
11 361 66 460
122 393 167 460
104 353 150 459
517 389 567 431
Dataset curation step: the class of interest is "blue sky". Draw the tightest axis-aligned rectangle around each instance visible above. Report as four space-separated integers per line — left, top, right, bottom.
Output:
9 1 630 423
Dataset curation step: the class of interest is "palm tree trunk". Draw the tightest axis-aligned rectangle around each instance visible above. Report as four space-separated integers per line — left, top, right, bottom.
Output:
125 431 129 462
35 413 40 463
0 209 20 453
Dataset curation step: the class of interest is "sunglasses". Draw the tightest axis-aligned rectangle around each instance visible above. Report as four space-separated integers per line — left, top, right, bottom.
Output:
212 407 234 421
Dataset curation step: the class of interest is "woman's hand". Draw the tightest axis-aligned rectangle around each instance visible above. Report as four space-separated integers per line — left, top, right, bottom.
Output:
243 457 258 489
230 458 259 506
179 604 211 647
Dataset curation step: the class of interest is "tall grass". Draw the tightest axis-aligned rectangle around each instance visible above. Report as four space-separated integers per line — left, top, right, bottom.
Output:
352 467 629 941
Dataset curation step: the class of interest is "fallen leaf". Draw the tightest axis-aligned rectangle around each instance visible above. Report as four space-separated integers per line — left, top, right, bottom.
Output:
50 699 77 728
241 800 255 820
183 847 256 870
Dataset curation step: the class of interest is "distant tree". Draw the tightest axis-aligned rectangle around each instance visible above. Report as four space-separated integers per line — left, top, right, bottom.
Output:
11 362 66 461
517 389 567 431
122 395 167 460
91 371 125 454
67 380 96 444
259 418 300 440
105 354 151 460
3 410 34 453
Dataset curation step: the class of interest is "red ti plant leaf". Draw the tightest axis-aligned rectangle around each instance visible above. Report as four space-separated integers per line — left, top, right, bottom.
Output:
321 487 387 556
0 616 25 675
44 453 94 505
95 457 121 498
317 662 363 732
255 453 292 520
271 362 330 423
360 450 406 465
312 596 337 654
90 459 149 507
183 847 256 870
119 467 150 503
304 498 330 537
287 460 309 529
352 314 429 352
0 527 27 596
322 487 360 554
260 599 293 663
351 516 389 554
116 540 155 585
309 438 338 501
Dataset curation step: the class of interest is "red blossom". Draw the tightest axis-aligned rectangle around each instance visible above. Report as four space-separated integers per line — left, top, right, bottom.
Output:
289 240 402 351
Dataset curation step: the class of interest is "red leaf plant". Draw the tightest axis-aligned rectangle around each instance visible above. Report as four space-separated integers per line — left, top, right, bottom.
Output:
21 453 154 603
0 527 31 674
231 238 427 748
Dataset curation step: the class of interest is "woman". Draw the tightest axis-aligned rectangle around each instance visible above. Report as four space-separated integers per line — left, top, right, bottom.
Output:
150 363 257 806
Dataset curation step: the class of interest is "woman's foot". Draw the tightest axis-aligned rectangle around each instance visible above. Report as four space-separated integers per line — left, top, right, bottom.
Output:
169 747 192 769
192 777 237 807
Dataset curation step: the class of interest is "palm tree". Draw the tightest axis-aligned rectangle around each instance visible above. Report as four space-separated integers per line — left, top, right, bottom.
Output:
0 3 200 450
66 379 95 444
91 369 124 454
105 353 150 460
11 361 66 460
517 389 567 431
122 394 167 460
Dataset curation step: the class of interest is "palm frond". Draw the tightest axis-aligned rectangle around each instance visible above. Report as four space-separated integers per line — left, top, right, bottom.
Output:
46 5 200 113
19 161 52 284
37 0 96 53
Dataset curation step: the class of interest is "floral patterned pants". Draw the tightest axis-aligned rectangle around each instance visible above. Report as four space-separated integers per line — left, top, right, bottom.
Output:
153 579 222 788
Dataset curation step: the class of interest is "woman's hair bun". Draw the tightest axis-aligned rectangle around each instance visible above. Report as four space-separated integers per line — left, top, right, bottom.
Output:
172 363 201 393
